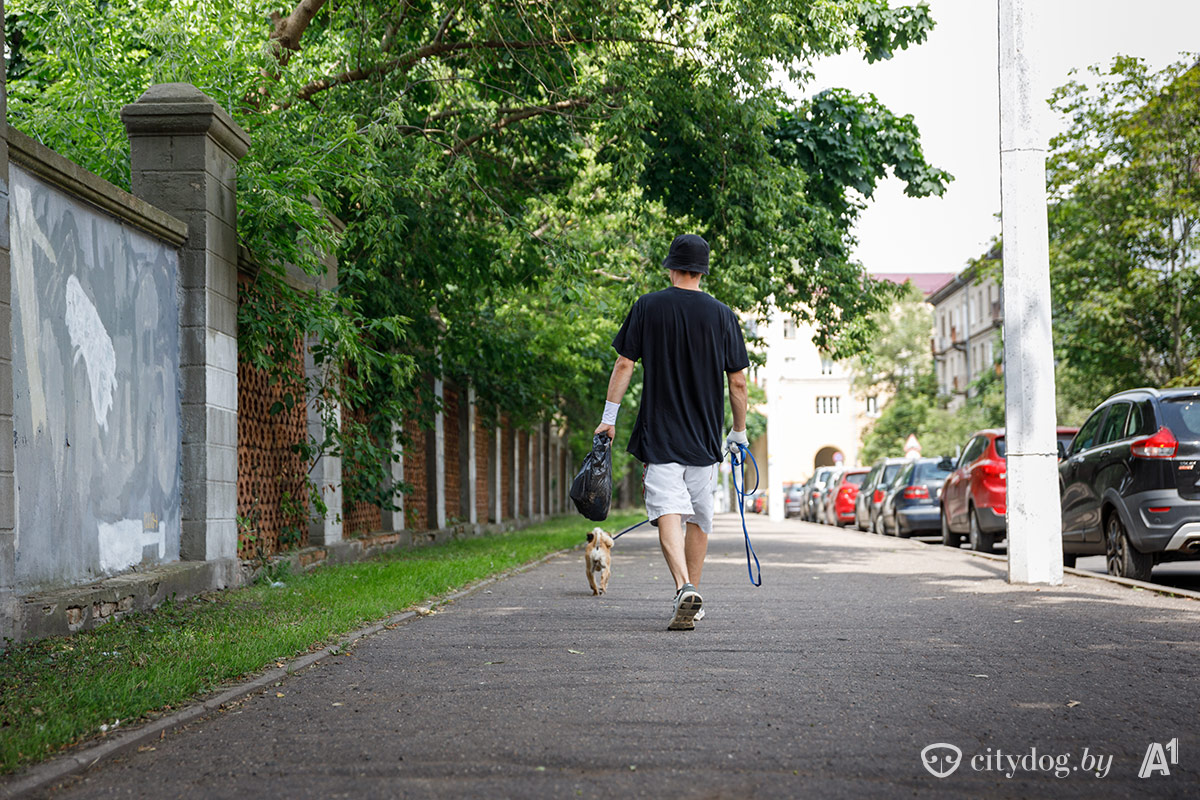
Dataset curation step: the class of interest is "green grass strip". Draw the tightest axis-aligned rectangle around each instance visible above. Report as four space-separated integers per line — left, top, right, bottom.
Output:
0 511 645 773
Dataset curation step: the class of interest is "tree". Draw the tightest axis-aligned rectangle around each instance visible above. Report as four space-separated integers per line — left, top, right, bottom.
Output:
1047 56 1200 405
7 0 950 518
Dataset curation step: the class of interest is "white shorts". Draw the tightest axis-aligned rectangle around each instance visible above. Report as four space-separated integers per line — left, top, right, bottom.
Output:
644 462 719 534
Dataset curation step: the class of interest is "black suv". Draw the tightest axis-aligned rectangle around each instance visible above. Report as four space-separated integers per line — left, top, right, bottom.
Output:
1059 387 1200 580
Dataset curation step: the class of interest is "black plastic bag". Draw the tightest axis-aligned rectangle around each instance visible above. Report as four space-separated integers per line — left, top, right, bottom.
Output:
570 434 613 521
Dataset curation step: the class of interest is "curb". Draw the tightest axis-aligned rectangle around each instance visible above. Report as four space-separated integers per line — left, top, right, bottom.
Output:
0 546 580 799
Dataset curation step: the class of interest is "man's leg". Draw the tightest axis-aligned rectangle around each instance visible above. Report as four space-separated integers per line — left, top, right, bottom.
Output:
657 513 690 590
684 522 708 587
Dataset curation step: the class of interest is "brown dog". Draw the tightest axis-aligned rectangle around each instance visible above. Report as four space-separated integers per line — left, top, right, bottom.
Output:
585 527 615 595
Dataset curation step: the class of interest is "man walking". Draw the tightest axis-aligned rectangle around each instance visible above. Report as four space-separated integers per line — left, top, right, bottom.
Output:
594 234 750 631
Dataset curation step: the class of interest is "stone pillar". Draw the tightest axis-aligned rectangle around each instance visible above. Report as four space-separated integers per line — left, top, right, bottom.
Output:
494 427 503 523
530 431 540 520
123 84 248 563
512 427 520 520
381 423 405 532
434 376 447 530
550 428 558 515
0 2 16 640
306 340 342 545
467 388 478 525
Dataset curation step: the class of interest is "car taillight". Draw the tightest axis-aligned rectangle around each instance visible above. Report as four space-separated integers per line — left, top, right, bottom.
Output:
903 486 929 499
980 461 1006 479
1132 426 1178 459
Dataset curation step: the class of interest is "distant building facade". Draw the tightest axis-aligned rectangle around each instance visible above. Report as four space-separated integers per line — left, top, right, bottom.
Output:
752 271 953 488
928 262 1003 408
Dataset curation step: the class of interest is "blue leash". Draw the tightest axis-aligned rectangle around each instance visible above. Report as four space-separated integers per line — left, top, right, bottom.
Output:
730 443 762 586
610 444 762 586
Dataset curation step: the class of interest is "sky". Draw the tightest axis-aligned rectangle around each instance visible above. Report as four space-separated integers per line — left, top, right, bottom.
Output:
782 0 1200 274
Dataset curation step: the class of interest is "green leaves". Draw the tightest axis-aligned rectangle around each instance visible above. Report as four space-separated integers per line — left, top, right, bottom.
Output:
10 0 952 527
1047 55 1200 402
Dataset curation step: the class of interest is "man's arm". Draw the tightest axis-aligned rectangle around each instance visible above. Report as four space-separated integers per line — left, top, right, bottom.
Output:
594 355 637 439
725 369 749 451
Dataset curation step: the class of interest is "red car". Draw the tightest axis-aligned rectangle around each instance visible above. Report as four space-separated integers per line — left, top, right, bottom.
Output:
826 468 870 527
940 426 1079 552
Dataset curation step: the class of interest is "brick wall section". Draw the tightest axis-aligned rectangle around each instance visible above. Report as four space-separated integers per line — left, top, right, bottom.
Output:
476 417 490 523
235 291 308 558
501 422 513 520
518 431 529 517
405 417 428 531
443 387 461 524
341 403 383 536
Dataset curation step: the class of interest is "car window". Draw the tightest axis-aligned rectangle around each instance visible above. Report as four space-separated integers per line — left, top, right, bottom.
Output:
1097 402 1131 445
845 472 867 486
881 463 904 486
994 436 1006 458
1071 407 1107 454
863 465 881 488
915 461 953 482
893 464 914 486
1127 401 1156 437
1159 396 1200 439
960 436 985 465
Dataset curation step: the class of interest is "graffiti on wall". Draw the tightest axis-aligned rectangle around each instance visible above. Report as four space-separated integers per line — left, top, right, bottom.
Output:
10 164 182 590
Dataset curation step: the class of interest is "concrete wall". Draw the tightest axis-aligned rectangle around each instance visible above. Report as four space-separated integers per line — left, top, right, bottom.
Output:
10 156 183 590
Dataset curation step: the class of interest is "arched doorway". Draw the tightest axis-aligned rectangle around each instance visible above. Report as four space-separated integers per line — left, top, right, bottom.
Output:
814 446 843 469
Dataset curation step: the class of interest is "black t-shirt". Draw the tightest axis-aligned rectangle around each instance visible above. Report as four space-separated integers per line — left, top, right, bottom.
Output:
612 287 750 466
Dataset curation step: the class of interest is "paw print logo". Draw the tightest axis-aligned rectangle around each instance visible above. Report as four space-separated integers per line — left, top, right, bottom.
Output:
921 743 963 778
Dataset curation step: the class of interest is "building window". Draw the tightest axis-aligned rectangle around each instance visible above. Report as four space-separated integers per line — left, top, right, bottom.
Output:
820 356 834 375
816 396 840 415
782 317 796 339
865 395 879 415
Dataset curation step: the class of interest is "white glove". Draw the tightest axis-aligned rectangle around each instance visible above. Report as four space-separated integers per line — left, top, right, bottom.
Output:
725 428 749 454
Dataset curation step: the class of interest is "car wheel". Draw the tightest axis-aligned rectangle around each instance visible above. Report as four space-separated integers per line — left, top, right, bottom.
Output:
1105 513 1153 582
872 513 884 535
968 508 996 554
940 509 961 548
1062 553 1077 569
895 514 910 539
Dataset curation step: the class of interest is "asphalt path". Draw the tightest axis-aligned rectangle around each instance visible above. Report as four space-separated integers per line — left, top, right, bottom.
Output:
42 514 1200 799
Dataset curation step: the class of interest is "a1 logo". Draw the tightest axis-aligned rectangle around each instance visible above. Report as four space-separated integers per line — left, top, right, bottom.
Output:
921 743 964 778
1139 738 1179 779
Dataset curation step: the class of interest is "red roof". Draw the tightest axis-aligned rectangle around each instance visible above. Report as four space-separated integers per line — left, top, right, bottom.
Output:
870 272 957 298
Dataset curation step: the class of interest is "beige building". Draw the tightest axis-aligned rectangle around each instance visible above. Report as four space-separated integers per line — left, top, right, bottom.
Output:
751 273 952 493
928 264 1002 407
751 315 865 491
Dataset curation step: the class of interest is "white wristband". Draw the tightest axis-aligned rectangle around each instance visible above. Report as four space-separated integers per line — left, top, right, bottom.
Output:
601 401 620 425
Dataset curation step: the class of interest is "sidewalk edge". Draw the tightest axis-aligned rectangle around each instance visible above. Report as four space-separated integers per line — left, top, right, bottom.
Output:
0 546 579 799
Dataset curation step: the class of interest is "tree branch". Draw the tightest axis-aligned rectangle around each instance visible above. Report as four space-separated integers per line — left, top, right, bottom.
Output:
270 0 330 62
287 35 667 107
446 96 595 157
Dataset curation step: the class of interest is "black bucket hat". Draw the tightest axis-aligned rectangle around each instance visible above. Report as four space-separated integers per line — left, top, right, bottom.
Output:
662 233 710 274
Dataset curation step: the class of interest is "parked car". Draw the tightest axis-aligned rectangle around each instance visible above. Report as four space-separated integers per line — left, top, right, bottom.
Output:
940 426 1079 552
856 457 911 532
878 458 954 537
1059 387 1200 580
825 468 870 527
805 466 840 522
814 467 845 524
784 482 808 519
